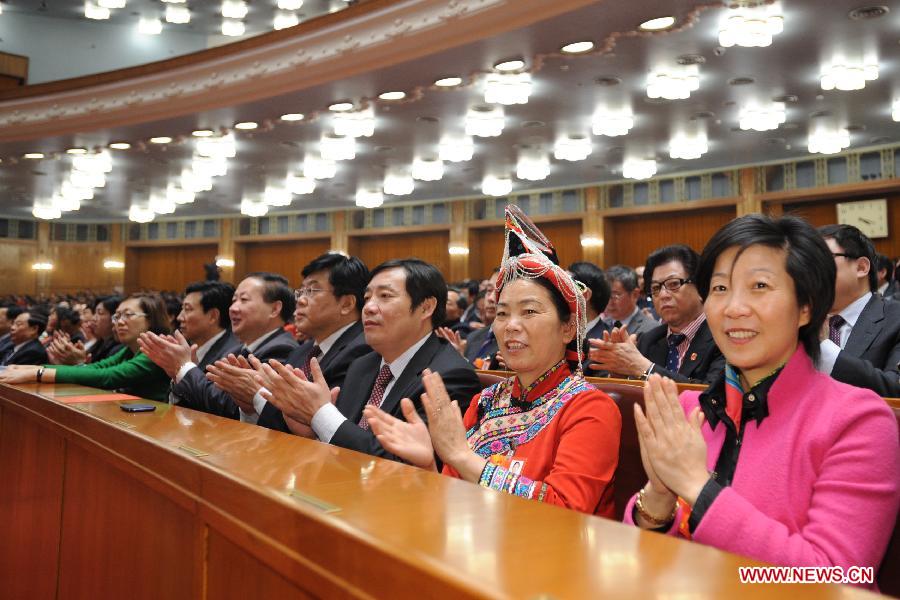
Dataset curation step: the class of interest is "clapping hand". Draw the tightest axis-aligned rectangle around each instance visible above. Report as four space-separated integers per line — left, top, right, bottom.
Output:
138 330 197 378
364 398 437 470
253 356 339 426
205 354 261 413
435 326 466 356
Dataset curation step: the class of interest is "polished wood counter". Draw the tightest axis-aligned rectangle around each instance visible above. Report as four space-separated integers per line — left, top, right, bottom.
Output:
0 382 878 599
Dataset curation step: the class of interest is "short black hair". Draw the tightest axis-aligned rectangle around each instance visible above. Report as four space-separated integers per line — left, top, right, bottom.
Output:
94 295 122 314
185 281 235 330
369 258 447 328
245 272 296 323
819 224 878 292
876 254 894 283
605 265 640 292
697 214 835 363
568 261 611 314
462 279 480 299
447 286 468 311
643 245 700 296
55 305 81 326
4 305 24 321
302 252 369 314
22 308 49 335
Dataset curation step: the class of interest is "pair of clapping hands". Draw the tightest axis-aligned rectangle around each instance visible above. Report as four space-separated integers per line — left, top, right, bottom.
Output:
587 325 651 378
47 330 87 365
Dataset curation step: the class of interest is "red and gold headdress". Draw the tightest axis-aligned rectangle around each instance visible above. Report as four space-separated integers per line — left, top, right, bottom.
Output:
495 205 588 369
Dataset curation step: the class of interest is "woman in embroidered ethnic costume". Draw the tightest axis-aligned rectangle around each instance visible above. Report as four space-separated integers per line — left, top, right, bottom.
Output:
625 214 899 585
364 206 621 515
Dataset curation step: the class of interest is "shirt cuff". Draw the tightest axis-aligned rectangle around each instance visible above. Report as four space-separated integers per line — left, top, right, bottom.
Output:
175 362 198 384
311 402 346 443
817 339 840 374
688 477 724 534
251 388 268 415
239 409 260 425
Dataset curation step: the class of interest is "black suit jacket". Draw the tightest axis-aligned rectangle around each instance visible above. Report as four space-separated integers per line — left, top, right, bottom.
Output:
831 294 900 396
0 333 13 364
258 321 371 432
464 326 498 364
330 333 482 460
89 337 122 363
637 321 725 385
168 329 238 406
173 329 296 419
582 319 612 377
2 338 49 366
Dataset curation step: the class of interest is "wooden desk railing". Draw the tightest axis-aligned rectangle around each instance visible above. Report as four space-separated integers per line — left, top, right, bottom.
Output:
0 382 879 599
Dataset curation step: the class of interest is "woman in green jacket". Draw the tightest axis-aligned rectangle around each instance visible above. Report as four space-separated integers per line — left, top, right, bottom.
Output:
0 294 172 401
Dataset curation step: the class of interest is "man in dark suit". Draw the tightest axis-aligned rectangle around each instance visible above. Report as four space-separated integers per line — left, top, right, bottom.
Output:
0 305 23 363
2 309 49 366
603 265 658 340
569 262 611 375
463 290 498 368
818 225 900 396
218 253 371 432
589 245 724 384
140 272 297 418
256 258 482 461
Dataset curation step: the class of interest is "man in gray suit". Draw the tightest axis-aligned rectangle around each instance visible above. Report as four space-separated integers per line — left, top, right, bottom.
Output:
818 225 900 396
603 265 658 341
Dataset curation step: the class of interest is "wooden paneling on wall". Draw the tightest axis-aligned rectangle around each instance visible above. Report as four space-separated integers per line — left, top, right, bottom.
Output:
48 242 119 293
350 231 450 278
237 239 331 285
0 241 38 295
469 220 583 280
125 245 218 293
604 207 737 268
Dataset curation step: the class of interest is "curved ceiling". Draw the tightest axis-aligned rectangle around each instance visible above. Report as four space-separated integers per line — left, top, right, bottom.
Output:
1 0 899 222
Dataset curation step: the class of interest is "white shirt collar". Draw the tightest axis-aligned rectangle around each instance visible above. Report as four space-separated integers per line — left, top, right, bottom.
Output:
246 328 283 354
838 291 873 328
586 314 602 333
621 306 640 327
380 332 433 380
11 340 28 354
316 322 355 356
195 329 227 364
878 282 889 296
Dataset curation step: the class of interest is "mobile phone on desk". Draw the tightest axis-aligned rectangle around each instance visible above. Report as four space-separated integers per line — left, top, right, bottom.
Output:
120 402 156 413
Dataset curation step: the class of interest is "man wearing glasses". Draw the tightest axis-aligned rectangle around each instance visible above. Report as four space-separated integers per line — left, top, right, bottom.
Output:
818 224 900 397
589 245 724 384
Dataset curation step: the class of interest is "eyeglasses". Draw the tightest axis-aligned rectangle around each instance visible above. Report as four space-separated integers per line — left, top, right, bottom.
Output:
650 277 693 297
294 287 326 300
111 311 146 322
609 291 628 301
831 252 858 260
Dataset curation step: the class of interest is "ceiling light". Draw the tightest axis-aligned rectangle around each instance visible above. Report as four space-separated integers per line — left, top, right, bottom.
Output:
23 153 44 159
592 107 634 137
149 193 176 215
647 67 700 100
192 154 228 178
73 150 112 173
494 59 525 72
192 129 214 137
129 204 155 223
439 136 475 162
103 260 125 270
893 99 900 122
98 0 125 8
263 186 292 206
412 157 444 181
181 169 213 193
109 142 131 150
32 262 55 271
639 16 675 31
448 245 470 256
482 175 513 196
465 105 504 137
435 77 463 87
53 192 81 212
320 133 356 161
378 91 406 100
280 113 305 121
554 135 592 161
196 133 236 158
234 121 258 130
33 202 61 220
167 184 195 204
215 257 235 268
669 133 708 159
69 170 106 189
67 148 88 155
718 4 783 48
221 0 247 19
820 60 879 91
165 4 190 23
286 174 316 195
333 106 375 138
580 235 603 248
85 2 111 19
356 189 384 208
808 125 850 154
61 180 94 202
274 11 299 29
483 72 531 105
516 151 550 181
277 0 303 8
240 198 268 217
739 102 786 131
622 158 657 180
138 17 162 35
329 102 354 112
303 155 337 179
149 136 172 144
561 41 594 54
383 170 414 196
222 18 245 36
162 0 187 3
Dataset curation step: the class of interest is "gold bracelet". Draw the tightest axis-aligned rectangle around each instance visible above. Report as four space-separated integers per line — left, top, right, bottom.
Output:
635 487 676 527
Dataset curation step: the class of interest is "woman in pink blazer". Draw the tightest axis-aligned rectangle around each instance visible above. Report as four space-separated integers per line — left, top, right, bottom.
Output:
625 214 899 583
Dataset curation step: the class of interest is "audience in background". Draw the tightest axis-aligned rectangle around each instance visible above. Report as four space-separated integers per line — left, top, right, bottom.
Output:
875 253 896 301
1 308 49 366
462 290 499 368
817 225 900 397
0 304 23 362
602 265 658 340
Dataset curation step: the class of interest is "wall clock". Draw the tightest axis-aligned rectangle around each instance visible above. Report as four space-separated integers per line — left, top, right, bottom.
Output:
836 198 889 239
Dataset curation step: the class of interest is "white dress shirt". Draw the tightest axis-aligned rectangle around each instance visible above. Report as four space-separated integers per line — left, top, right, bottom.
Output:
818 292 872 375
